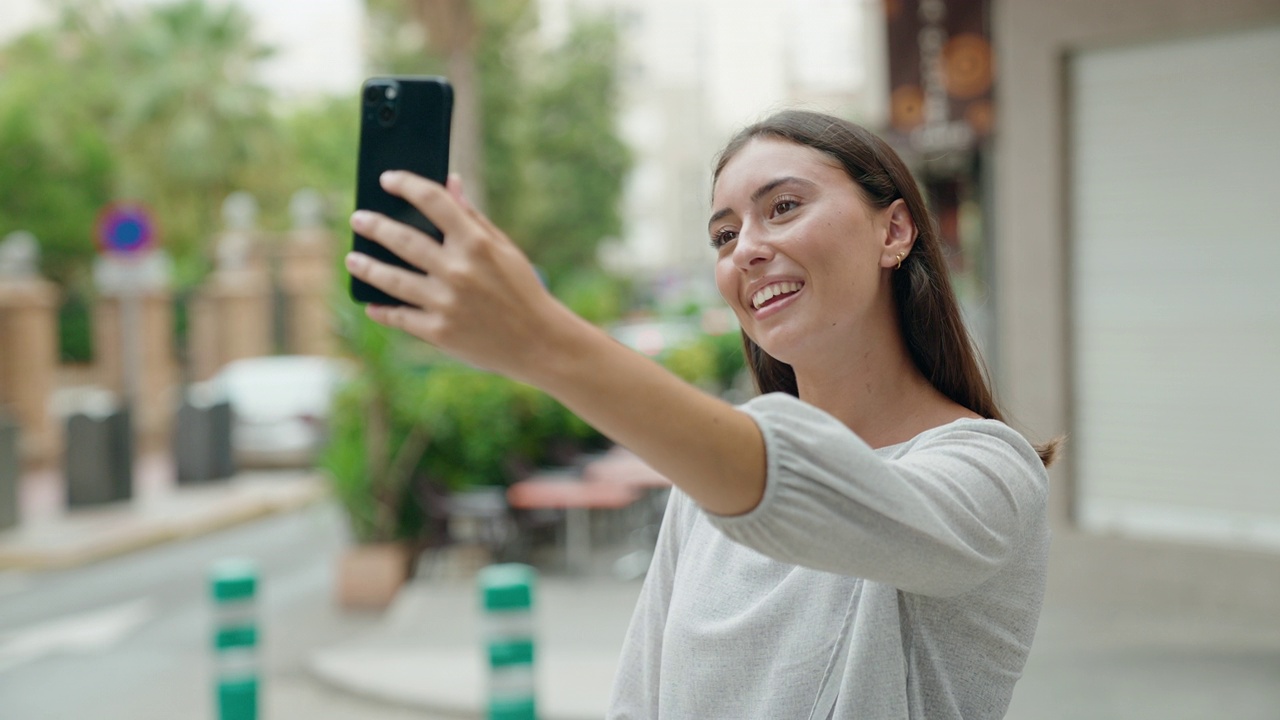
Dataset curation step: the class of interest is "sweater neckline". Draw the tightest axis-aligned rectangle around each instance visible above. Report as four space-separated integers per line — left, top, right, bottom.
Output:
872 416 1001 453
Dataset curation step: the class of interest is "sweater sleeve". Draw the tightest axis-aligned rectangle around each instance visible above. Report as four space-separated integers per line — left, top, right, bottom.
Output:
706 393 1049 597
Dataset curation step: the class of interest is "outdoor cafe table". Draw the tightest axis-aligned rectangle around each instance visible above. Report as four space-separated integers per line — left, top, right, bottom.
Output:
506 474 641 573
581 447 673 491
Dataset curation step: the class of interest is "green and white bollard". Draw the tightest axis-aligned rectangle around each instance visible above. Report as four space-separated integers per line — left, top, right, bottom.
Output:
479 563 537 720
210 558 259 720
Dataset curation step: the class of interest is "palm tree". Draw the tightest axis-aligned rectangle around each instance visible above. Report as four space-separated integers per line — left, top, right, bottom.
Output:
407 0 486 210
104 0 276 266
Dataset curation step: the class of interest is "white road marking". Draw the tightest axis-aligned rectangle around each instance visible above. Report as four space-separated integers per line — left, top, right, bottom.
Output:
0 598 155 674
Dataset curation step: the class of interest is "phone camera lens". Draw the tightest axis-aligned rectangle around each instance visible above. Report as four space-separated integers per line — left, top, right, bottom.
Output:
378 104 396 124
364 85 382 104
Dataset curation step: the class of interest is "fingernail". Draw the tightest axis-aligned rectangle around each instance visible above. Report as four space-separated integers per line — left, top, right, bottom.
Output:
345 252 367 271
380 171 398 186
350 210 372 229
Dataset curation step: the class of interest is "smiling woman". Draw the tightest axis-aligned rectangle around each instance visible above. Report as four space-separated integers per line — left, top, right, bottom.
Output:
344 109 1058 720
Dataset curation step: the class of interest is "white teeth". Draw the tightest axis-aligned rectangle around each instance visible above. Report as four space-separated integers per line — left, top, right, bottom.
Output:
751 281 803 310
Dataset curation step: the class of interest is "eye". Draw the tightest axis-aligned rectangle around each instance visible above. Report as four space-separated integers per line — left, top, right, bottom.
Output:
770 196 800 218
709 228 738 249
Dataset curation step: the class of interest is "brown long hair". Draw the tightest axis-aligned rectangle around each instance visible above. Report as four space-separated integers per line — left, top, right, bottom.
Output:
713 110 1058 466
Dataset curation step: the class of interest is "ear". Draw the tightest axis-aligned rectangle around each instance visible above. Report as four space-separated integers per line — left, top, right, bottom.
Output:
878 199 917 269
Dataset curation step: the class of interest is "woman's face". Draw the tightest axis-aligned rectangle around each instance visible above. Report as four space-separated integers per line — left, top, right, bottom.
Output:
710 138 899 367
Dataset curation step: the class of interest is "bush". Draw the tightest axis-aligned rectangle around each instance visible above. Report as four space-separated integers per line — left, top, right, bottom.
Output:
319 305 605 545
660 330 747 395
58 290 94 364
409 364 603 491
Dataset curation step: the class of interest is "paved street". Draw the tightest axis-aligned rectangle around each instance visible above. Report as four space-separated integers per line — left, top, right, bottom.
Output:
0 501 453 720
4 490 1280 719
1007 532 1280 720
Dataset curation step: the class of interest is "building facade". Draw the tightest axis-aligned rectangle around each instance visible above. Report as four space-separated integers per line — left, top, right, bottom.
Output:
993 0 1280 611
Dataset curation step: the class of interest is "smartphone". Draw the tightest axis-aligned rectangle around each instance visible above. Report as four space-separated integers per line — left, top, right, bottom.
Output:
350 76 454 305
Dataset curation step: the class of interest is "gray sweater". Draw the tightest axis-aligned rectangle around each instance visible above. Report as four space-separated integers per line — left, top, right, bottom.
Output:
607 393 1050 719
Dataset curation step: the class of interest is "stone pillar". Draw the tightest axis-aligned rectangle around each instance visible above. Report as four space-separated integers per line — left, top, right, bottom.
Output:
92 251 176 452
188 267 274 380
0 232 60 467
281 189 337 357
188 192 274 381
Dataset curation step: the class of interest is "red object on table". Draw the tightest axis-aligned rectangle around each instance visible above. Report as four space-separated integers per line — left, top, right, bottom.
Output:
506 475 640 510
582 448 672 490
506 474 641 574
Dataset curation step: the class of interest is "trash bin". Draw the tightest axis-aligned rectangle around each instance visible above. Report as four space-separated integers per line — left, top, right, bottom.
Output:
65 402 133 507
174 382 235 484
0 408 18 531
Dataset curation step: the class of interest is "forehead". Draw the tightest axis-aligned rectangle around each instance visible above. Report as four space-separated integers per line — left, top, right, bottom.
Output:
713 137 845 200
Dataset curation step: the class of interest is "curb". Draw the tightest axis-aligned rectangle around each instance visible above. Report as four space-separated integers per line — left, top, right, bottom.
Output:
0 475 328 571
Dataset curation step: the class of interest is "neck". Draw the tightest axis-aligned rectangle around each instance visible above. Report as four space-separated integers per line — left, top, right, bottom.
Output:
791 318 946 449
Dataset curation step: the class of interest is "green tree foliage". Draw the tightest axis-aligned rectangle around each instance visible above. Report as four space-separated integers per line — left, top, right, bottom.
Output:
234 93 361 244
476 5 631 286
0 32 116 287
365 1 631 289
321 300 604 544
0 0 277 288
108 0 278 284
494 14 629 283
0 0 633 365
279 97 361 210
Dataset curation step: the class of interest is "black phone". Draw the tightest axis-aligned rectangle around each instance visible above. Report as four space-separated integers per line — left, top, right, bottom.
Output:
350 76 454 305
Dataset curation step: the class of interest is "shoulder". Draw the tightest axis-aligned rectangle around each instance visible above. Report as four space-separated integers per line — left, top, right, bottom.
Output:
892 416 1050 496
895 416 1038 459
741 392 1044 477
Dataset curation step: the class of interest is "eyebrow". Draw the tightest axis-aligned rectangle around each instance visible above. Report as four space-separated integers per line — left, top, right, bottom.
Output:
707 176 816 230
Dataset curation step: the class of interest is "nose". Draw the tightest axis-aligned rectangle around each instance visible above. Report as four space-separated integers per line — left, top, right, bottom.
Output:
730 222 774 270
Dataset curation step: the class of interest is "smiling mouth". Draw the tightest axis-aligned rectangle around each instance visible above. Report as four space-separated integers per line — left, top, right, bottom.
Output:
751 281 803 310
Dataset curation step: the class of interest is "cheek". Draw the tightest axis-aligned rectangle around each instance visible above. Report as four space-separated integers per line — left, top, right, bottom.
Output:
714 260 737 305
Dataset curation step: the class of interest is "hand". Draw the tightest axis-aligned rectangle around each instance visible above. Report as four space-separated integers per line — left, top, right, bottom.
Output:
345 171 574 381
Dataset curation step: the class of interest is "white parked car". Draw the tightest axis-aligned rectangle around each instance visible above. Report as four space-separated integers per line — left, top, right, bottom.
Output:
204 355 352 468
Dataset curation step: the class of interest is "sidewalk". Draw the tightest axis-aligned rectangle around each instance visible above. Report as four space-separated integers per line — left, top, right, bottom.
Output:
311 566 642 720
309 534 1280 720
0 455 326 570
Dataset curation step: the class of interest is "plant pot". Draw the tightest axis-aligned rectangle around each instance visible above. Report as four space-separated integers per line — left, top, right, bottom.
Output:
335 542 414 611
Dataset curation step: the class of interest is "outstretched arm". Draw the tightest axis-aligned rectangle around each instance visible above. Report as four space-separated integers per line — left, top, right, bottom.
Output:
345 171 766 516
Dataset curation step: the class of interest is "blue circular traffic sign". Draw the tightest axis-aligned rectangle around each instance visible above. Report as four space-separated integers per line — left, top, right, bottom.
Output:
97 203 156 255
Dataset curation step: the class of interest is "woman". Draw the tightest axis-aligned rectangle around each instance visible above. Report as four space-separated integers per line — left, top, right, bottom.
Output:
345 110 1057 719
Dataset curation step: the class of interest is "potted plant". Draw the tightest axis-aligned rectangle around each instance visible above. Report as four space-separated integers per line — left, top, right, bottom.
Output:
320 302 606 609
319 307 443 610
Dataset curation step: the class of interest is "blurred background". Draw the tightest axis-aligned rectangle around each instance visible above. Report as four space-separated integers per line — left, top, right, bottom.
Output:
0 1 1278 719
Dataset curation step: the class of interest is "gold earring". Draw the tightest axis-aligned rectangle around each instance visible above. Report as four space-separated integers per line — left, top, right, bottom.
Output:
895 252 905 270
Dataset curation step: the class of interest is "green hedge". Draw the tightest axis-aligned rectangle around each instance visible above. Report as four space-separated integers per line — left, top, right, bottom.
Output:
319 301 743 545
319 312 605 544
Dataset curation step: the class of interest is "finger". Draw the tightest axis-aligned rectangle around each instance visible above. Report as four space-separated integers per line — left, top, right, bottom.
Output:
366 303 444 340
443 173 508 240
381 171 482 243
350 209 443 273
345 252 446 309
446 173 475 212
